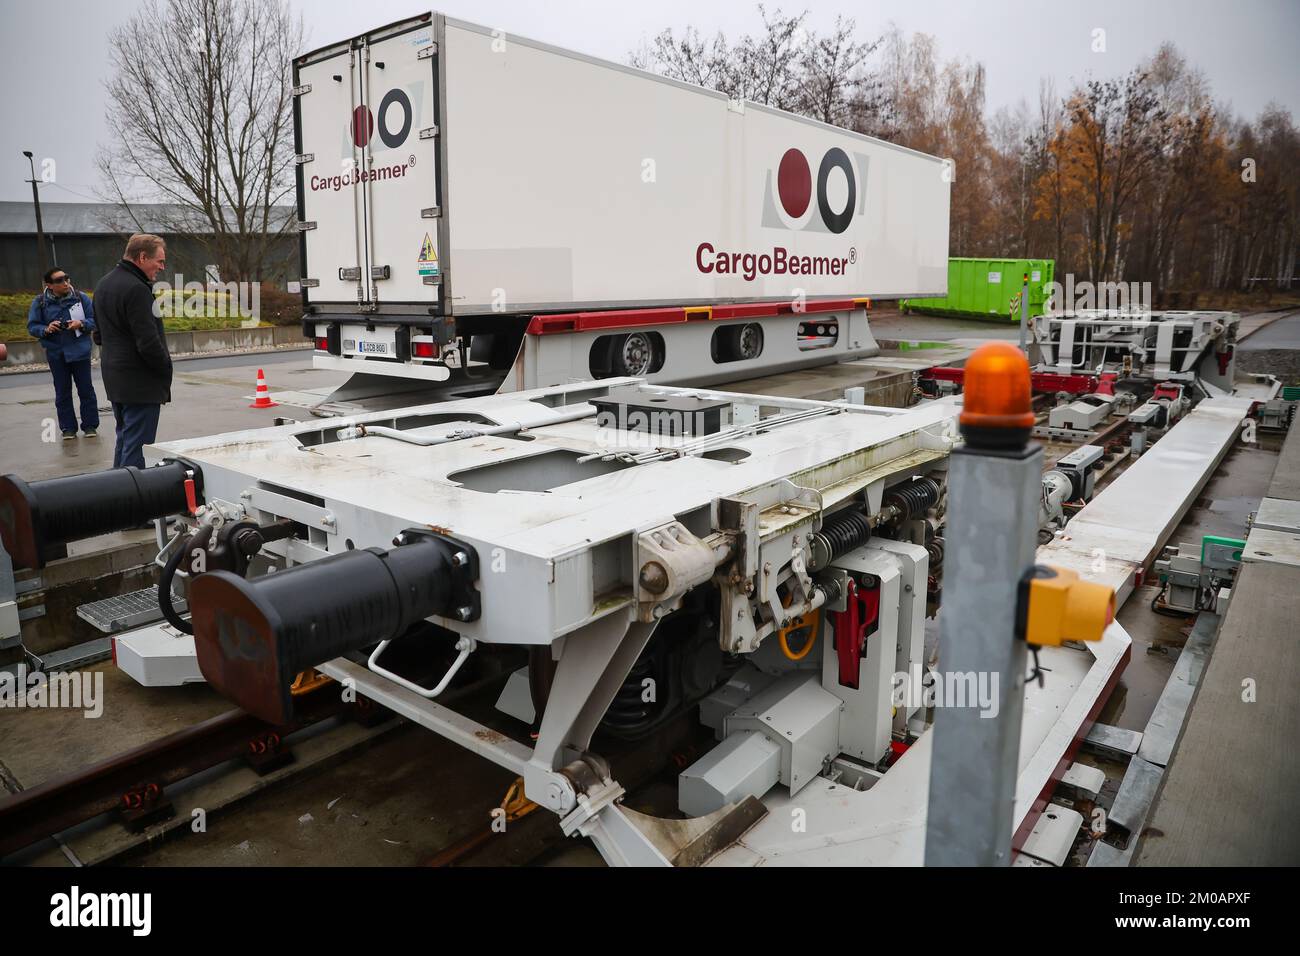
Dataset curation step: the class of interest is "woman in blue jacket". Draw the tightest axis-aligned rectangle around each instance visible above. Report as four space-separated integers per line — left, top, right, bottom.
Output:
28 268 101 439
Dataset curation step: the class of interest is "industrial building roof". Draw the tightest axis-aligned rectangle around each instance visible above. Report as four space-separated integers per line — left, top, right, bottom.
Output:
0 201 295 235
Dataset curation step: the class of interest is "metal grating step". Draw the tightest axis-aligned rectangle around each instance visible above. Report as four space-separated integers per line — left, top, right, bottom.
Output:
76 587 186 634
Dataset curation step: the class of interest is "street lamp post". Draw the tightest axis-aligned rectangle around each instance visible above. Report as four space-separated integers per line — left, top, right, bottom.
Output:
22 151 50 277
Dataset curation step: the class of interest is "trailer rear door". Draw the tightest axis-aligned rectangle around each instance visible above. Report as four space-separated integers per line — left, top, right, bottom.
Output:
295 40 366 306
358 18 443 306
294 15 443 312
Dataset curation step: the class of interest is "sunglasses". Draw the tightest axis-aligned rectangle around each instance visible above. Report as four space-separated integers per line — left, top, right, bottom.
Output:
47 275 70 284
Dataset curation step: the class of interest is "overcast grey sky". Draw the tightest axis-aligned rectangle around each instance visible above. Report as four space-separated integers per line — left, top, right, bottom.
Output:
1 0 1296 204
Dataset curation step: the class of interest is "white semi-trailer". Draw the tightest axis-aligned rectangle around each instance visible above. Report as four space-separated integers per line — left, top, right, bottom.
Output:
293 12 951 395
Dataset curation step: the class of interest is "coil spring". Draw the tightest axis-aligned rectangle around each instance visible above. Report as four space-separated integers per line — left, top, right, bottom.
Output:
603 653 661 735
815 508 873 562
885 476 941 521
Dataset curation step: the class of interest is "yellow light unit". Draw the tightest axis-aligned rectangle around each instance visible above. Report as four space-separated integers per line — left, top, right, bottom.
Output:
1016 565 1115 648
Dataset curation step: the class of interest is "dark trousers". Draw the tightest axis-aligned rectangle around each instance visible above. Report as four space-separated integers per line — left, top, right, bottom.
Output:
111 402 161 469
47 352 100 434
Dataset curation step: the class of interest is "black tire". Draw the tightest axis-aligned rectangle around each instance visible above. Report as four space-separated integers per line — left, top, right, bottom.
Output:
609 331 659 377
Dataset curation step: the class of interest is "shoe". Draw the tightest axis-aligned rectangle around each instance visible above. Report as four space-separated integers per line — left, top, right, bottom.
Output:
83 428 97 437
62 431 77 440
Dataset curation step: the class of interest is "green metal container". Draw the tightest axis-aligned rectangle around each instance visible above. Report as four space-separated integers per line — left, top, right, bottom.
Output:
900 258 1055 323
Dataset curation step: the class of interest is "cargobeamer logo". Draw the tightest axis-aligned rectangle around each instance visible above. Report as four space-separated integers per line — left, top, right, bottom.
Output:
49 886 151 936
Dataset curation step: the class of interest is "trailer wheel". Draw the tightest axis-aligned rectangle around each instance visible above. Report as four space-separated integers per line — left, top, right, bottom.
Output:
589 331 665 378
711 322 764 363
612 331 658 377
733 323 763 359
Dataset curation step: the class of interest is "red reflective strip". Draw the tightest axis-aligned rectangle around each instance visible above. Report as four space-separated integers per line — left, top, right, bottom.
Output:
711 302 791 320
527 308 687 335
800 298 858 315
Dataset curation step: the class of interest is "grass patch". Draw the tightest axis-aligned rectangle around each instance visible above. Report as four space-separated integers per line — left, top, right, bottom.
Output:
2 291 280 341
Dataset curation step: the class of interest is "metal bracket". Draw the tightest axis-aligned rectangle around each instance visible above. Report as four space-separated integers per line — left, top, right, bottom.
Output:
421 206 442 219
417 43 438 59
294 153 314 165
292 83 312 96
297 221 317 231
419 126 439 140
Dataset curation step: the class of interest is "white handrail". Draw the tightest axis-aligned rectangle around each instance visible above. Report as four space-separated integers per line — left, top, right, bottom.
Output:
367 634 476 699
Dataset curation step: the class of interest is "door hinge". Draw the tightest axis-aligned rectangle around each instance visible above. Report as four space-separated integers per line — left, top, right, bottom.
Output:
422 275 442 286
295 153 315 165
297 221 317 231
417 43 438 59
421 206 442 219
419 126 439 140
292 83 312 96
300 278 320 288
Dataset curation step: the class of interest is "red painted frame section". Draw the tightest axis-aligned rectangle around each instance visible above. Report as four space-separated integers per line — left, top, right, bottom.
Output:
924 366 1101 396
524 298 868 335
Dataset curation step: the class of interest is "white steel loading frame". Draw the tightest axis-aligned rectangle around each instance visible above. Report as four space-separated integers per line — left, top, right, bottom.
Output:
707 395 1252 866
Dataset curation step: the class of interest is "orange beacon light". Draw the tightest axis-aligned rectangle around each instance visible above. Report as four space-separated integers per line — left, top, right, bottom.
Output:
958 341 1036 447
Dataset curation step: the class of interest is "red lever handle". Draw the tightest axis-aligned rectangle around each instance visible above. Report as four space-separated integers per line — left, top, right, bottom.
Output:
832 578 880 689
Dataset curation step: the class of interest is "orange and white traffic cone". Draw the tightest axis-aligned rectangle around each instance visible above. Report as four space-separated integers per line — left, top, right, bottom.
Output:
249 368 278 408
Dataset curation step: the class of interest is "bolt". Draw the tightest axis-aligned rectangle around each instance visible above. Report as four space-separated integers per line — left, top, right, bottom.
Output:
452 551 469 568
457 605 473 620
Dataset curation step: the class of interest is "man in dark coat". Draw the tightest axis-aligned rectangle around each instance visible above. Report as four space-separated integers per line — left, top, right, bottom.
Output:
27 267 100 439
92 234 172 469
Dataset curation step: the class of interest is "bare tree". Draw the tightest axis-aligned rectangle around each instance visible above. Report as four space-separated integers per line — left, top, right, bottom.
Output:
96 0 303 282
629 25 739 97
793 16 882 128
628 8 887 130
734 5 807 109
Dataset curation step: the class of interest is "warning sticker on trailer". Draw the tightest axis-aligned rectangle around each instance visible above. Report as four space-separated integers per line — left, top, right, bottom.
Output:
417 232 439 276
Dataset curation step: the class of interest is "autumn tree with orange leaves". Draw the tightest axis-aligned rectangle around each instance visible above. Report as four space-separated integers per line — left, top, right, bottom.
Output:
633 11 1297 295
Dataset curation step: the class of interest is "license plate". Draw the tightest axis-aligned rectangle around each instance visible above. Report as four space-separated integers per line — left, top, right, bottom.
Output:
341 325 396 357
